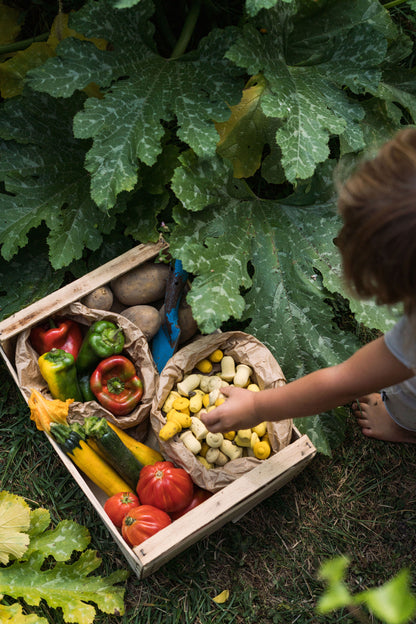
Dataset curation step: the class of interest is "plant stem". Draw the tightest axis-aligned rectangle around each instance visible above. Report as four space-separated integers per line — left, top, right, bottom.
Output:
0 32 49 56
154 2 177 50
383 0 408 9
170 0 202 60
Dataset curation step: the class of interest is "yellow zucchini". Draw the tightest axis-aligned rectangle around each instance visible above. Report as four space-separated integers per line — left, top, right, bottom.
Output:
51 424 133 496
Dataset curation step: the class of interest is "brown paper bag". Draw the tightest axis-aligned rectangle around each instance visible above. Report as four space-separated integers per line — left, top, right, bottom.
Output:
15 302 158 438
150 331 292 491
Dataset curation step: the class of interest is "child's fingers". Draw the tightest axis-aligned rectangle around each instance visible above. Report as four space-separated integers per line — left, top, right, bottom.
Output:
200 404 229 432
219 385 232 396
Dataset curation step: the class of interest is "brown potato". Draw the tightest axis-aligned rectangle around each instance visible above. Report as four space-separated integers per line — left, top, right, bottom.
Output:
111 262 170 306
81 285 114 310
121 305 162 341
110 297 126 314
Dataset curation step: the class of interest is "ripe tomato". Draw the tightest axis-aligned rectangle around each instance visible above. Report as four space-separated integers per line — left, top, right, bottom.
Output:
169 486 213 520
103 491 140 528
121 504 171 547
136 461 194 513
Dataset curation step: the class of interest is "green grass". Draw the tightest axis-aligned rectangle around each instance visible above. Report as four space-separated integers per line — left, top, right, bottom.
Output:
1 359 415 624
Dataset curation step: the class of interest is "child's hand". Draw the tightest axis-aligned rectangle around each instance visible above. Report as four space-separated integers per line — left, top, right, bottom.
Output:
200 386 260 433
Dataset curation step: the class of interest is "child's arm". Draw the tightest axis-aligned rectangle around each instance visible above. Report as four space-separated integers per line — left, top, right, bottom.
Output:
200 336 414 433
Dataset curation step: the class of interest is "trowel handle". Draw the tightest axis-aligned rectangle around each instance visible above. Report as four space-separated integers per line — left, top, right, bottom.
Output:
164 259 188 319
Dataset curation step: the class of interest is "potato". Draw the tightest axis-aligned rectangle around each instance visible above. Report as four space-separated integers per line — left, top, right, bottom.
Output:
81 285 113 310
159 300 198 344
110 297 126 314
111 262 170 306
121 305 161 341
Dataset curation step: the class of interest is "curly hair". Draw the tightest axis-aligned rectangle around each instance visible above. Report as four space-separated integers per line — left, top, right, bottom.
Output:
336 127 416 313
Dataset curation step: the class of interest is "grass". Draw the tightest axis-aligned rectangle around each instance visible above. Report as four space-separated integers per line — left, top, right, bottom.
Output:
1 359 415 624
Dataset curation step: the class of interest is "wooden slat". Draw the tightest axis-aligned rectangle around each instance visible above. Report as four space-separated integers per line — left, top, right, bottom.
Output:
0 240 168 343
133 435 316 578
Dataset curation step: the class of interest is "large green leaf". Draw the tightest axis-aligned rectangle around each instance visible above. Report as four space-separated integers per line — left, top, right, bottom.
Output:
225 0 410 182
0 232 65 322
0 602 47 623
245 0 282 17
0 549 128 624
23 520 90 562
0 91 116 269
172 154 349 362
356 569 416 624
26 0 244 210
377 67 416 121
0 493 128 624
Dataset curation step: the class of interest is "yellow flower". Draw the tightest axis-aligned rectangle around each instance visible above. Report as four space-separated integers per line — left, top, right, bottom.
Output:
28 388 73 432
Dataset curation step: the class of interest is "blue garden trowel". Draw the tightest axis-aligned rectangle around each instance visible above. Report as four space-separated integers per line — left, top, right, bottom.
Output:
151 259 188 373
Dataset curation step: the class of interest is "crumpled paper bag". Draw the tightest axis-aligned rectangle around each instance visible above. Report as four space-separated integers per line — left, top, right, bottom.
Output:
15 302 158 439
150 331 292 491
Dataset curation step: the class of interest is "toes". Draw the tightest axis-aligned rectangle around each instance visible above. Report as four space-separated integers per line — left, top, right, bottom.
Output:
356 393 382 407
351 401 365 417
360 427 373 438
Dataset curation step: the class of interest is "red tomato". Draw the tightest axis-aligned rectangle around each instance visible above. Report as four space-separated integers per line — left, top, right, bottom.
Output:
104 491 140 528
170 486 213 520
136 461 194 513
121 504 171 547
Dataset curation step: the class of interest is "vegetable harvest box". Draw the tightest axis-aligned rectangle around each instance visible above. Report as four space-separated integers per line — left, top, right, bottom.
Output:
0 240 316 579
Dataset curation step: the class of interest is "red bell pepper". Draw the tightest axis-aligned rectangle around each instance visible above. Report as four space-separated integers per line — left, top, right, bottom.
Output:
30 318 83 359
90 355 143 416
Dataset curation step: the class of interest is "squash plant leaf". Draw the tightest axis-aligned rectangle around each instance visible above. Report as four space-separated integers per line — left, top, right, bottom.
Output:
215 74 272 178
0 549 128 624
245 0 282 18
0 602 48 623
111 0 143 7
0 13 107 99
0 492 30 565
225 0 408 182
26 0 244 210
355 569 416 624
0 493 128 623
0 232 66 322
0 3 21 45
27 508 51 539
376 68 416 123
24 520 91 562
171 154 357 370
0 90 117 269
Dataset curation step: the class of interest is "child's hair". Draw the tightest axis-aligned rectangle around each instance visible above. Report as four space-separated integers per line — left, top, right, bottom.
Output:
336 127 416 313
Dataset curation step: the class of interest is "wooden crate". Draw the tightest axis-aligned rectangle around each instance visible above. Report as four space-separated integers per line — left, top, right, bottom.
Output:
0 240 316 579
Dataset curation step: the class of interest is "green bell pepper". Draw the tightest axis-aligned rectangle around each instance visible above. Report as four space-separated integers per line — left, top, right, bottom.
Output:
76 320 125 373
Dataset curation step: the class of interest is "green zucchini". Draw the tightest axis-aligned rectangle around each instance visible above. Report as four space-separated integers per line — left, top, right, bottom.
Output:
50 423 134 496
83 416 143 489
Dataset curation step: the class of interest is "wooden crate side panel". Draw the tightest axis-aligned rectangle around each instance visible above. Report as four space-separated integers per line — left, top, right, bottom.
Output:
0 240 168 343
134 435 316 578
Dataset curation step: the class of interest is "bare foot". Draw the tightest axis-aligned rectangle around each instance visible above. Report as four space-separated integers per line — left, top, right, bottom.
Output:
351 393 416 443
